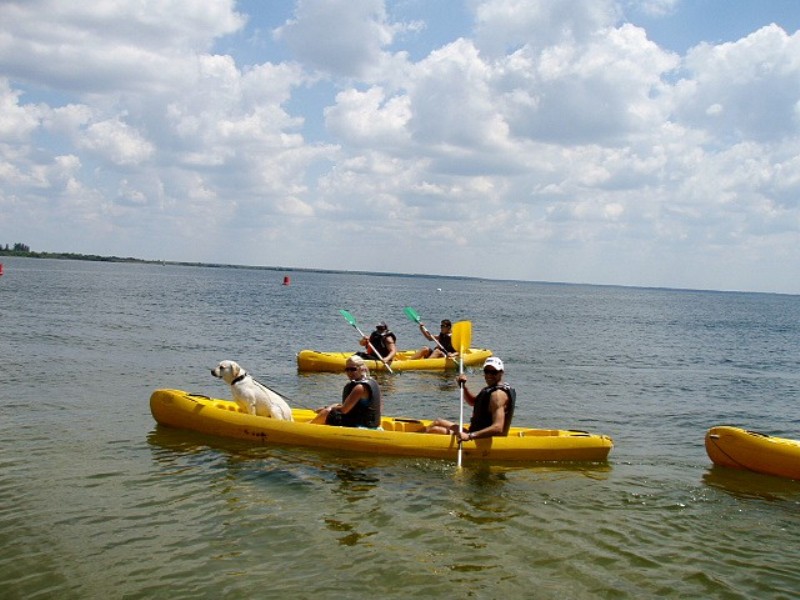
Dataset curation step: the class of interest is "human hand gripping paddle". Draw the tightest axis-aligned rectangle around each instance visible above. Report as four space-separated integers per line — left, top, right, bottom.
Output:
403 307 451 357
451 320 472 468
339 309 394 374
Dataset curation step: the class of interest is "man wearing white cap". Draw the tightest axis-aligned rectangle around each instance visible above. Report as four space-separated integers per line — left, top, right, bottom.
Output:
425 356 516 441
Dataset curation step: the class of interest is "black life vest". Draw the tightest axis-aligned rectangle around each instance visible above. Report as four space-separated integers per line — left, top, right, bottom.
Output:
436 332 455 353
339 379 381 428
368 330 396 357
469 383 516 435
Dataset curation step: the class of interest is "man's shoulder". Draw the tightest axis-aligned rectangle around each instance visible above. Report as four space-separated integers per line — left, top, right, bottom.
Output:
489 383 514 399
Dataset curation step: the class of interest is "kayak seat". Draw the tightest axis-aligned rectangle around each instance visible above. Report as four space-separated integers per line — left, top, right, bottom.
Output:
382 419 424 432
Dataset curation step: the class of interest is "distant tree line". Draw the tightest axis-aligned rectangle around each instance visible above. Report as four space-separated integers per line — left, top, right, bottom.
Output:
0 243 146 263
2 242 31 253
0 242 448 281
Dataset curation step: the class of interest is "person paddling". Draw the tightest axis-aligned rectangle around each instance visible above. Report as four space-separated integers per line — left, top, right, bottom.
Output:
358 321 397 364
425 357 515 441
409 319 457 360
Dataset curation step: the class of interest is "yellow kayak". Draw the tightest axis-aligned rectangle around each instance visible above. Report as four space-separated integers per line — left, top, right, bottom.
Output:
296 348 493 372
705 426 800 480
150 389 614 463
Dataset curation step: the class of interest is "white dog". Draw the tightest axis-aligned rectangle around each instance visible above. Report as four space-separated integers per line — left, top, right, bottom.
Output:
211 360 293 421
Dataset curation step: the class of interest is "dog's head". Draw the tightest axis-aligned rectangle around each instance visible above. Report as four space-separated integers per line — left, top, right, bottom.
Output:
211 360 243 385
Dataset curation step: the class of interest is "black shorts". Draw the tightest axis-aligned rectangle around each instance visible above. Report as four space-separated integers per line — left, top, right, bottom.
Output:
325 408 345 426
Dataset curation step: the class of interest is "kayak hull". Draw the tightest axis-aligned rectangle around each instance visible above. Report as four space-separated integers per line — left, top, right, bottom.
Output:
150 389 613 463
705 426 800 480
296 348 493 372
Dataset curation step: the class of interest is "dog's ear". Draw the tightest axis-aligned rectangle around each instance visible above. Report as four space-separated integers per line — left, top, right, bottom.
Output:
230 362 240 379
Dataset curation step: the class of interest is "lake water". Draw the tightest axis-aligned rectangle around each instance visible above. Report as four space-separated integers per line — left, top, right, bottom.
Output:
1 256 799 599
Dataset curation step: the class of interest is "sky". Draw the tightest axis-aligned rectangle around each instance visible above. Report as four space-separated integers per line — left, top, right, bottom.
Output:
1 0 800 294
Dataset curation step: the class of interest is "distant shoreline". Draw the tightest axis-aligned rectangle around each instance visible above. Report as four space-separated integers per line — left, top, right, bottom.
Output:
0 249 466 281
0 249 169 266
2 249 790 296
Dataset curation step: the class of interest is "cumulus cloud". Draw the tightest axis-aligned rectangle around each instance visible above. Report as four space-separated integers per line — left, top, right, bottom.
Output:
0 0 799 292
0 0 245 93
0 80 44 141
474 0 620 57
676 24 800 142
79 118 155 166
324 87 411 148
274 0 398 78
495 23 679 144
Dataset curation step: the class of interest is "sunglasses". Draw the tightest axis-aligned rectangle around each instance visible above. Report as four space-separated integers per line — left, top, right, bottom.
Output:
345 366 359 372
483 368 499 375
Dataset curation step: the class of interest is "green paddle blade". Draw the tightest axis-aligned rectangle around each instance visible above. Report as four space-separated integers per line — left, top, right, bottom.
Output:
452 321 472 354
339 309 357 326
403 306 421 323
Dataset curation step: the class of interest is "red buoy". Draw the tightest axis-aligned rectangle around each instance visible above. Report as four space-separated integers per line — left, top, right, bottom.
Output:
282 275 290 286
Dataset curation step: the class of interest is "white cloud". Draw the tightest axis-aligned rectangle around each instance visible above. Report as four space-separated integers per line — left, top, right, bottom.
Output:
474 0 620 56
274 0 398 79
494 23 679 144
677 24 800 142
324 87 411 148
0 0 245 93
79 118 155 166
409 39 504 149
0 80 44 141
0 0 799 292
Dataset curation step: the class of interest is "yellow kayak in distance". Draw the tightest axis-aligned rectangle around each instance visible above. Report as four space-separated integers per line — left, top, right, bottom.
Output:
150 389 614 463
705 426 800 481
296 348 493 372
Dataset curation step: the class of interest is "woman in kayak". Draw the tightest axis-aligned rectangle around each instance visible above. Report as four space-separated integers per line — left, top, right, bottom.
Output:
311 355 382 429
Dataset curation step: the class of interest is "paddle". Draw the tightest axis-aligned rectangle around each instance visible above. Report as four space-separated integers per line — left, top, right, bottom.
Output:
403 306 450 356
339 309 394 373
451 320 472 468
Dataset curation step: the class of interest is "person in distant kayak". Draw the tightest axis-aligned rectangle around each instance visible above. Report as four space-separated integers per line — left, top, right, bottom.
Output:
425 356 515 440
409 319 457 360
312 355 382 428
358 321 397 364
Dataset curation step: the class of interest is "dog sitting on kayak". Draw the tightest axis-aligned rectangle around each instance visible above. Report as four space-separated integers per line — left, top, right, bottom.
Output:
211 360 293 421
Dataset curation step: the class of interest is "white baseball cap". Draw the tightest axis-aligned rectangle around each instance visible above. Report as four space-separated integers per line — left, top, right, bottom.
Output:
483 356 504 371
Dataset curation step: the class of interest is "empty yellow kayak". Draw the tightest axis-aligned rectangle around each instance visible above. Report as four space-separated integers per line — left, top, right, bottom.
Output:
296 348 493 372
150 389 614 463
705 426 800 480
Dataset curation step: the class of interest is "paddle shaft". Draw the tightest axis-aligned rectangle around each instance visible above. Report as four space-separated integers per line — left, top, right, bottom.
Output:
451 321 472 469
458 353 465 468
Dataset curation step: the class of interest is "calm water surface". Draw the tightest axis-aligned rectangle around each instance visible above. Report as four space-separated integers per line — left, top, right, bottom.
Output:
1 257 799 599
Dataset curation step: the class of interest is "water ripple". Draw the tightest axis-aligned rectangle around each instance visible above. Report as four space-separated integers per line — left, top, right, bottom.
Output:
3 260 800 598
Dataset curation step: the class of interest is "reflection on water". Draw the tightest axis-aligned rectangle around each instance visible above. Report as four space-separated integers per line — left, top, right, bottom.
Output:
702 466 800 502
